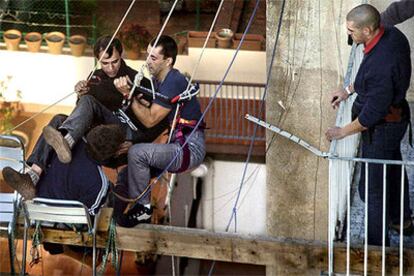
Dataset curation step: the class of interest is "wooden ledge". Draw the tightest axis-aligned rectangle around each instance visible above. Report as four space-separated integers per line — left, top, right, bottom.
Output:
1 224 413 274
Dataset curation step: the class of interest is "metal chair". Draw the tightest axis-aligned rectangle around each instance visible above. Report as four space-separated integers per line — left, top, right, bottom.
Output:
0 134 25 274
22 197 101 276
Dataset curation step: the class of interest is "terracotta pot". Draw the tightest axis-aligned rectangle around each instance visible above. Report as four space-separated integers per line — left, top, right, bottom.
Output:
187 31 216 48
69 35 86 57
45 32 65 55
215 28 234 49
124 48 140 60
3 29 22 51
24 32 42 53
232 33 264 51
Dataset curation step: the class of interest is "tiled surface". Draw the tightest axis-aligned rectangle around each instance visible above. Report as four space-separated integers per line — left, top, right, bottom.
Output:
349 103 414 247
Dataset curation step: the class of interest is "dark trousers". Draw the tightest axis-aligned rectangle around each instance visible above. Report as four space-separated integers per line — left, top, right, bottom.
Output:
359 121 412 246
27 114 68 171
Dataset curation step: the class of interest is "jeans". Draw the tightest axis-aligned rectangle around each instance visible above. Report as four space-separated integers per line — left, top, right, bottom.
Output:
60 95 168 145
60 95 121 142
358 121 412 246
116 129 206 205
27 114 68 171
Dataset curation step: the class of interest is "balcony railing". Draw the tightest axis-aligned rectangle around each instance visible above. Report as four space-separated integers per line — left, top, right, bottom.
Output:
196 80 266 156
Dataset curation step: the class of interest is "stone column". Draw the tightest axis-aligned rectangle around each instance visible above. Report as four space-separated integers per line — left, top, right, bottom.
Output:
265 0 360 242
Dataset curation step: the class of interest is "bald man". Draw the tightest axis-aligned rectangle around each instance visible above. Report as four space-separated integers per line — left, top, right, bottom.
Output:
326 4 412 246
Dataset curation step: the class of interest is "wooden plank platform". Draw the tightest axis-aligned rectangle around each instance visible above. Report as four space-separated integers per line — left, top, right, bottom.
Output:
1 224 413 275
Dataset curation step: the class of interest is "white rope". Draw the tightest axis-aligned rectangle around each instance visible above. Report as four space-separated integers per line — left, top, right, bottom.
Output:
8 0 138 133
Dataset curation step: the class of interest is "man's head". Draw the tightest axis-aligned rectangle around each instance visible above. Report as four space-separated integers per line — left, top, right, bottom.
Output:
146 35 177 80
85 124 125 163
94 36 123 78
346 4 381 44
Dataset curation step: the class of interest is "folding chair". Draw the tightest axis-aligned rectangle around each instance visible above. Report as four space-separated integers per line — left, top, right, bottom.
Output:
0 134 25 274
22 197 101 276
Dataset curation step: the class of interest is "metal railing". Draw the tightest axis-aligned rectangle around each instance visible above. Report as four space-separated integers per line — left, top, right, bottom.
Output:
196 80 266 145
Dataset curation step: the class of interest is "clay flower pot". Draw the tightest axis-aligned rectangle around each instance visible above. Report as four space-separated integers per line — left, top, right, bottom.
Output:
3 29 22 51
45 32 65 55
215 28 234 49
232 33 264 51
24 32 42 53
69 35 86 57
187 31 216 48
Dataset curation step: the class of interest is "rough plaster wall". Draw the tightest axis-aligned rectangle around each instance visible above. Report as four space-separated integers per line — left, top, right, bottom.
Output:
266 0 361 241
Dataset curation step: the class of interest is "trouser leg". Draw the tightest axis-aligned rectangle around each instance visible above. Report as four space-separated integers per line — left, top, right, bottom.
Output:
27 114 67 171
59 95 119 143
358 121 410 246
126 130 206 205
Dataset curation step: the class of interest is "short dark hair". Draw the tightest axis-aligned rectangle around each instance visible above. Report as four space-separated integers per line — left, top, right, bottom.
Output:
150 35 177 66
86 124 125 163
346 4 380 30
93 35 123 59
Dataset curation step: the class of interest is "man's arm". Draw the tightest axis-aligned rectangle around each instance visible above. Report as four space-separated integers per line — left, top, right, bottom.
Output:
325 117 367 141
130 96 171 128
381 0 414 26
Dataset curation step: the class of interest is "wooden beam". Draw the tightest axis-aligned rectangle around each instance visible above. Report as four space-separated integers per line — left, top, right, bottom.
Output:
1 224 412 274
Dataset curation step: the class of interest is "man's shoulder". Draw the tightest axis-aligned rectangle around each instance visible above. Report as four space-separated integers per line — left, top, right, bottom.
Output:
164 69 188 86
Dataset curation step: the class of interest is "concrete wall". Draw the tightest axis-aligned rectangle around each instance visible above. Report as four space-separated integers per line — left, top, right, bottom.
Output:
266 0 360 241
201 161 267 235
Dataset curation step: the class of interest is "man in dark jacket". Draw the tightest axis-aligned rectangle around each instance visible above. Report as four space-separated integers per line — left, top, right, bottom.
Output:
3 36 168 196
381 0 414 26
326 4 412 245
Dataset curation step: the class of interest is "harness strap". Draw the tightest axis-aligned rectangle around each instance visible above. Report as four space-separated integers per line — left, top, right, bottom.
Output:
171 118 205 173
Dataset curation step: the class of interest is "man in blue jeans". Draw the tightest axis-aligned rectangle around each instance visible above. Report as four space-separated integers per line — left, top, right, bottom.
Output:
326 4 412 245
113 35 206 227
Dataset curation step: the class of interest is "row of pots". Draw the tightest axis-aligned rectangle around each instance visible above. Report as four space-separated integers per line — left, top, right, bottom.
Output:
2 29 87 56
187 30 264 51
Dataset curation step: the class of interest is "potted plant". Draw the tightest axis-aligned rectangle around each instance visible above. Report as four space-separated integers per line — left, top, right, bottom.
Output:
3 29 22 51
24 32 42 53
0 76 22 134
69 34 87 57
118 23 151 60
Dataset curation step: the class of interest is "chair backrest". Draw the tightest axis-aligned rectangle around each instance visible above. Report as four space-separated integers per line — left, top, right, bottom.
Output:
23 197 93 232
0 134 25 172
0 134 24 226
0 193 18 225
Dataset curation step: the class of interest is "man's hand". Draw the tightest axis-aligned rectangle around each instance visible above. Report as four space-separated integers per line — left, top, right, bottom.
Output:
325 126 346 141
75 80 89 96
330 88 349 109
116 141 132 156
114 76 132 97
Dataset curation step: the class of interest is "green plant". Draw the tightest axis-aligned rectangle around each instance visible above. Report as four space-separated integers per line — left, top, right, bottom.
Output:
118 22 151 50
0 76 22 134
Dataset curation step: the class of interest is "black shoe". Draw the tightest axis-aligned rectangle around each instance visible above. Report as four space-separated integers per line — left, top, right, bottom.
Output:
2 166 36 200
390 219 414 236
116 203 152 228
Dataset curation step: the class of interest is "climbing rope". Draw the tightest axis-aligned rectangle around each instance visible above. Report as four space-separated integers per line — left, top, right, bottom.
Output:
98 219 119 275
29 221 43 267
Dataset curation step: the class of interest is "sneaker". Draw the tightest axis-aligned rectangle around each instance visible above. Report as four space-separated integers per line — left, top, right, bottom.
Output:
116 203 152 228
390 219 414 236
2 167 36 200
43 126 72 163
